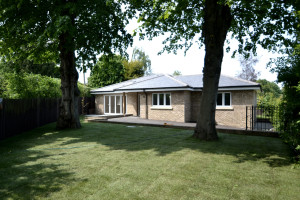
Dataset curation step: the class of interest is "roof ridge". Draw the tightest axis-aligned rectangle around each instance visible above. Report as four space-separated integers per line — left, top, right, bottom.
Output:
178 74 203 77
221 74 259 85
165 74 189 87
91 74 161 92
118 74 165 89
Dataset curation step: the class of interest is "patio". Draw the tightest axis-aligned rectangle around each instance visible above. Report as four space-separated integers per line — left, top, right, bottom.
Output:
85 115 279 137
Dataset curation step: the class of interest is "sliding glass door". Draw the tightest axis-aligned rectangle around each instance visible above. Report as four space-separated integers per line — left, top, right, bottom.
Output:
104 95 124 114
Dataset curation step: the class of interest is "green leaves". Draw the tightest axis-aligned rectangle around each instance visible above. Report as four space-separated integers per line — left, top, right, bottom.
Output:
0 0 134 69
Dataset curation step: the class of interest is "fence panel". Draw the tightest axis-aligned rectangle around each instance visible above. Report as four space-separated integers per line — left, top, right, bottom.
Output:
246 106 281 132
0 97 95 140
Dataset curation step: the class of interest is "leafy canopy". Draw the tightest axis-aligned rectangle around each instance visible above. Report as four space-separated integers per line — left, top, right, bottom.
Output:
0 0 133 69
88 48 151 88
133 0 297 56
88 54 125 88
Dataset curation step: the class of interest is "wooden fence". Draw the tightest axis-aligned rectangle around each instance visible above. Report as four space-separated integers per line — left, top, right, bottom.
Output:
0 97 95 140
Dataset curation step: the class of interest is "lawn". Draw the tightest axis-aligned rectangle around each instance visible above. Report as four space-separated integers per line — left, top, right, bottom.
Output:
0 120 299 200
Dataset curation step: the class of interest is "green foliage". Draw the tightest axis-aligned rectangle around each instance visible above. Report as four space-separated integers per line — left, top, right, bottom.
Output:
0 0 133 69
123 47 152 80
256 79 282 107
274 54 300 162
133 0 297 55
172 70 182 76
0 72 91 99
0 73 61 99
123 60 145 80
88 54 125 88
0 60 60 78
131 47 152 75
77 83 91 97
88 48 152 87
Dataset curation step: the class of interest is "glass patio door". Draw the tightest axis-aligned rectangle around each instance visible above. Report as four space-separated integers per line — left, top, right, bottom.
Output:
104 95 123 114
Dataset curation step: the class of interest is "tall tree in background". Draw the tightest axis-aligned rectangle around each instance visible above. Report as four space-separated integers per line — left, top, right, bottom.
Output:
173 70 182 76
123 47 152 80
131 0 297 140
256 79 282 107
131 47 152 76
88 54 125 88
236 54 260 82
0 1 133 129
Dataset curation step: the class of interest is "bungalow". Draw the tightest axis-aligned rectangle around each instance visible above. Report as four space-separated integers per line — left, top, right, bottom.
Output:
91 74 260 129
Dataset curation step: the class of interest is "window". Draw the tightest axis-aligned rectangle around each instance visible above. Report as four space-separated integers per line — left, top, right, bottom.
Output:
152 93 171 106
216 92 231 107
104 95 125 114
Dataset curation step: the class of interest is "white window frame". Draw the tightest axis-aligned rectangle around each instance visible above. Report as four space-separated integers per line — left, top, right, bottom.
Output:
152 93 171 107
104 95 125 114
216 92 232 107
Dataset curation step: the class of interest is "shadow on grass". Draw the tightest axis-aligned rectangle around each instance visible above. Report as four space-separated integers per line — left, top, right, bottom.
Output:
0 121 292 199
0 126 81 200
60 121 293 168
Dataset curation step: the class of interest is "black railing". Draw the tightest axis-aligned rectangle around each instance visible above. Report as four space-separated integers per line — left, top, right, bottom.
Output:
246 106 281 132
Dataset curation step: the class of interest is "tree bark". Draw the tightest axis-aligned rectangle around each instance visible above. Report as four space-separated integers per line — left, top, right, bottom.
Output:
56 31 81 129
193 0 232 140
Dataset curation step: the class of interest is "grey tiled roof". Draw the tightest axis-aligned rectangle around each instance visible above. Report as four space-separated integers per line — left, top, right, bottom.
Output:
91 74 260 93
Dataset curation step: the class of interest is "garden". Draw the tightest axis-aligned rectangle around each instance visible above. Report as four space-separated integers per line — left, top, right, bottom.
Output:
0 120 299 200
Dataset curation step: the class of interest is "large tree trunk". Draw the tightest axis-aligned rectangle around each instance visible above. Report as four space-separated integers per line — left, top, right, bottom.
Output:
56 31 81 129
193 0 232 140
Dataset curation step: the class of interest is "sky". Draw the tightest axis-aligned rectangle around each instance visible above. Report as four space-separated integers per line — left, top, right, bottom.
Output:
78 20 280 85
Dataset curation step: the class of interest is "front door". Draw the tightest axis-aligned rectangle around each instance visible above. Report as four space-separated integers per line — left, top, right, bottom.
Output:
104 95 122 114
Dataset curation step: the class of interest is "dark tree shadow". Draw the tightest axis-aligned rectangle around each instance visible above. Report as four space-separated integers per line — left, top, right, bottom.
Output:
0 121 293 199
60 122 293 168
0 125 84 200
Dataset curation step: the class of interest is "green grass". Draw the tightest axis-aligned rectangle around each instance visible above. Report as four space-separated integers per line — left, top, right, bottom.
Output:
0 120 299 200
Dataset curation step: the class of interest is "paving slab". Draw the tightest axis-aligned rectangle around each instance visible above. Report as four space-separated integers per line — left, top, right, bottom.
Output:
86 116 279 137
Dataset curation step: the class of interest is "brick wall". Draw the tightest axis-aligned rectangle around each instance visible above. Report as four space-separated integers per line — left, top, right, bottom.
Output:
95 90 257 129
126 93 138 116
190 90 257 129
145 91 188 122
215 90 256 128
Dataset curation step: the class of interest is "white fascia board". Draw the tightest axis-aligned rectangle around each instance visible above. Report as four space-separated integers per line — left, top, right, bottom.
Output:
218 87 261 91
91 86 259 95
144 88 195 92
91 90 144 95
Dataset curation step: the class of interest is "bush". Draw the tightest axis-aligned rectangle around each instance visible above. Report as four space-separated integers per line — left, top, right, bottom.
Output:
0 72 91 99
278 82 300 162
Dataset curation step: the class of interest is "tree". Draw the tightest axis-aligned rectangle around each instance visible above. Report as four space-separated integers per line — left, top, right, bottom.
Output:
0 1 133 129
256 79 282 107
172 70 182 76
132 0 297 140
88 54 125 88
0 73 61 99
236 54 260 82
131 47 152 76
273 52 300 161
123 47 152 80
89 49 151 86
0 60 60 78
123 60 145 80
